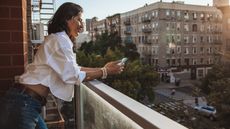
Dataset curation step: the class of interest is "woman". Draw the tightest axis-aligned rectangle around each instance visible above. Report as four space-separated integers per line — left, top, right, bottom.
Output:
0 2 124 129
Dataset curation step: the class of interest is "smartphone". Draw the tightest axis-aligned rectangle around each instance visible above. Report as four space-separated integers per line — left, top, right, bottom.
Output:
118 57 128 65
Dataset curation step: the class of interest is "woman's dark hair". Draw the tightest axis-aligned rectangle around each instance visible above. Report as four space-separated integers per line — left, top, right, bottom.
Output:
48 2 83 35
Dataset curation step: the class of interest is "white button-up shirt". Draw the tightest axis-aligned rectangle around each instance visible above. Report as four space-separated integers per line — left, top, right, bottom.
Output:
19 31 86 101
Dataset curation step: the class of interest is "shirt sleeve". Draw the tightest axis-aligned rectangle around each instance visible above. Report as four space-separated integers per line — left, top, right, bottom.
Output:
47 46 86 85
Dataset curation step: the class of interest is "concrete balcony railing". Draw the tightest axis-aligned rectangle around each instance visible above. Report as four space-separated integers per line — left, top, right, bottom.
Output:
75 80 188 129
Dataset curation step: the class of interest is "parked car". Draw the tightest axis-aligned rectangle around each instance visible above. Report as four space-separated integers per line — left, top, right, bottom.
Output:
194 105 217 120
147 103 155 108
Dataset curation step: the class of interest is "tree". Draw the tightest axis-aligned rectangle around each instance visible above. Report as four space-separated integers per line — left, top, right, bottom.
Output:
76 32 160 103
200 62 230 128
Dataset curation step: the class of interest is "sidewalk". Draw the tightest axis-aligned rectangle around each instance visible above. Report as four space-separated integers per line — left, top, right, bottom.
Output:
154 79 199 89
154 80 207 107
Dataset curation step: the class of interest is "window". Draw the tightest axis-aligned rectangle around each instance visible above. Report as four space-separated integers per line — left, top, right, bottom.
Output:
166 59 170 66
177 59 181 65
152 36 155 43
193 47 197 54
207 47 211 53
172 59 176 65
200 58 204 64
193 59 197 65
185 58 189 65
171 48 175 54
177 46 181 53
177 34 181 42
177 11 181 17
152 11 155 17
171 22 175 30
200 47 204 54
167 35 171 43
184 11 189 20
200 36 204 43
177 22 181 31
193 12 197 20
166 22 170 31
166 10 170 16
172 35 175 43
192 24 197 32
152 23 155 30
156 36 158 43
200 13 205 20
166 47 170 54
192 35 197 43
208 36 212 43
184 24 189 31
207 25 211 32
200 24 204 32
185 47 189 54
198 69 204 78
207 14 210 21
184 36 189 43
172 10 175 16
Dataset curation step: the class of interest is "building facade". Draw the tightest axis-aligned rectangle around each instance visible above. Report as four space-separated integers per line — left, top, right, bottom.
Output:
87 14 121 41
213 0 230 61
120 1 223 79
106 14 121 36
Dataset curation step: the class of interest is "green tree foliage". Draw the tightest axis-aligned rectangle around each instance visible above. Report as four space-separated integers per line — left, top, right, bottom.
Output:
76 32 160 103
200 63 230 128
123 43 140 61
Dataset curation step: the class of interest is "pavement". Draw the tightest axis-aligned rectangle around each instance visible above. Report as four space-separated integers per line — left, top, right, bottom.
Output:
154 79 207 107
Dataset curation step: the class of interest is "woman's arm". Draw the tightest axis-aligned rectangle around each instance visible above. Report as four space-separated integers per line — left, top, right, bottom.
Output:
81 61 123 81
82 67 103 81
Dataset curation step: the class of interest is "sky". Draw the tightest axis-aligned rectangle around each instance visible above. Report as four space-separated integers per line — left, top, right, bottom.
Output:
55 0 213 20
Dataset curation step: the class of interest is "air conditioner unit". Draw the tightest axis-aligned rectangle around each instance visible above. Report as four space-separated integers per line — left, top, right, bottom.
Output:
31 23 44 44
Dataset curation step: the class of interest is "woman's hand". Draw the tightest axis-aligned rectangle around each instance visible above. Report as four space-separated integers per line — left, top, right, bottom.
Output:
104 61 124 75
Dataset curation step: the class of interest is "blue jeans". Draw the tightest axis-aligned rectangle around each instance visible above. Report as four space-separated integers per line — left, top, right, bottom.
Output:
0 88 48 129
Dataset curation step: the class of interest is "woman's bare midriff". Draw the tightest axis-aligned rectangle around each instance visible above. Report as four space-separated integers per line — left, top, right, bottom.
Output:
24 84 50 98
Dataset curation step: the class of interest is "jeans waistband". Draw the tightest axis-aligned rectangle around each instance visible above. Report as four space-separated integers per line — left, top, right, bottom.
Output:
14 83 47 106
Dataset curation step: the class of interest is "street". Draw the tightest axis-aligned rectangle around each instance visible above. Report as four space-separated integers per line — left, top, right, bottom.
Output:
154 79 207 107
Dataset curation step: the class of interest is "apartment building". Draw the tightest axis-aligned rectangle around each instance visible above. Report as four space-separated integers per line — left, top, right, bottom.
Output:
106 14 121 36
89 17 107 41
87 14 121 41
120 1 223 79
213 0 230 61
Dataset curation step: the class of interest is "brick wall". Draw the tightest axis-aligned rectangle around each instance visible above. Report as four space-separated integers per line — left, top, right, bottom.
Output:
0 0 28 96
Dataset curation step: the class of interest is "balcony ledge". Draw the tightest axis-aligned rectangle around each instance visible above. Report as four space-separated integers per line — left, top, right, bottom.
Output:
81 80 188 129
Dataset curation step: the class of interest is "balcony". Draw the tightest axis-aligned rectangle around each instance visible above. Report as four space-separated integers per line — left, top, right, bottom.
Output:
75 80 188 129
124 19 131 25
144 39 152 44
142 28 152 33
124 30 132 35
141 17 151 23
124 38 133 44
